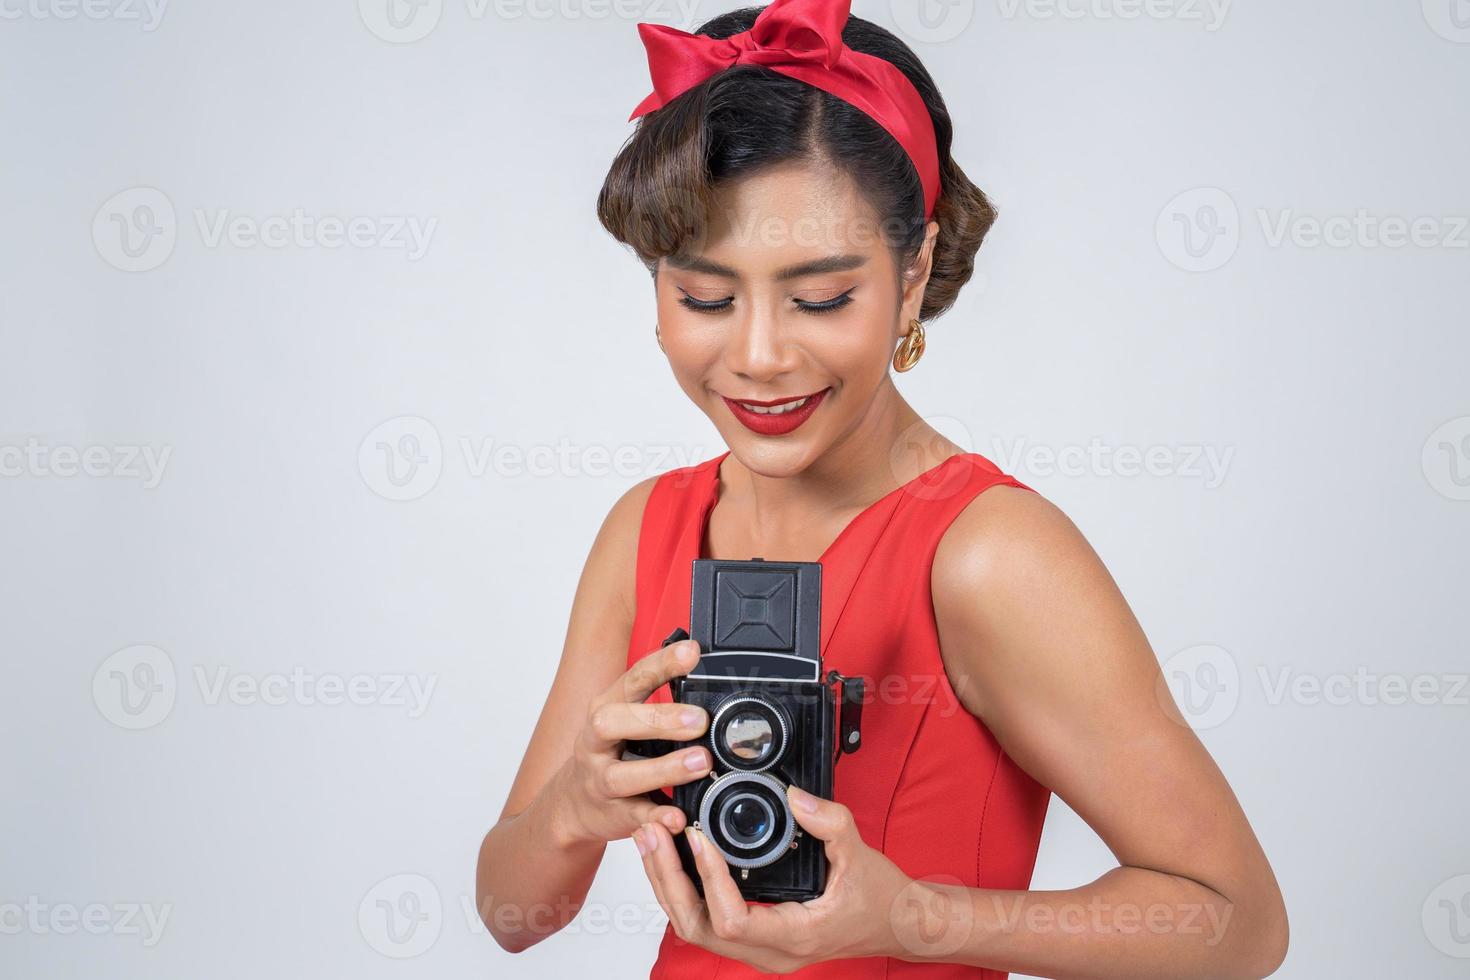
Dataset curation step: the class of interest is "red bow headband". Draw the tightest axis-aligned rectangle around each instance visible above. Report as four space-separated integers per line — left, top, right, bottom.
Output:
628 0 940 221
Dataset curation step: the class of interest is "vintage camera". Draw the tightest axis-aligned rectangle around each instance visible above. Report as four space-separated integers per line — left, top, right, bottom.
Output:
629 557 864 903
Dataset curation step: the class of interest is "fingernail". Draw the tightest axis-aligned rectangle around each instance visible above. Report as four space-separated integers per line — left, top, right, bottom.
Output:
632 830 647 857
679 707 702 727
686 826 704 857
683 749 708 771
678 641 699 664
641 823 658 853
788 784 818 813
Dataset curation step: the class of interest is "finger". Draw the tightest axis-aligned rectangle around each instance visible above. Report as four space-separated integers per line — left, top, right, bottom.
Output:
687 826 798 948
587 699 709 745
786 785 859 864
622 800 688 835
633 826 681 939
601 746 712 798
641 822 708 942
686 826 751 942
608 639 701 705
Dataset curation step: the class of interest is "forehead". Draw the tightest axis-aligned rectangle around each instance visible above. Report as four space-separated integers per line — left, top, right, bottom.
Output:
693 162 890 271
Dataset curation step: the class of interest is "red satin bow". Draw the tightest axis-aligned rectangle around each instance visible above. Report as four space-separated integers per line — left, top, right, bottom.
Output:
628 0 940 221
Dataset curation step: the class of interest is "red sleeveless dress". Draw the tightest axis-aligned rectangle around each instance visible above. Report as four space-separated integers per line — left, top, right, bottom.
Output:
627 449 1052 979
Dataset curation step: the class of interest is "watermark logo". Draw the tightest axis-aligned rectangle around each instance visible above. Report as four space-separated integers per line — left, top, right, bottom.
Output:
93 187 177 273
1422 416 1470 501
359 874 443 958
359 416 443 501
1157 187 1240 272
358 0 442 42
1156 643 1239 730
93 645 177 730
1422 0 1470 43
890 0 975 43
1423 874 1470 958
889 875 974 957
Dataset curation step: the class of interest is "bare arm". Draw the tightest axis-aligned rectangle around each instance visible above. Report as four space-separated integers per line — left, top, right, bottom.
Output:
912 486 1289 979
474 476 714 952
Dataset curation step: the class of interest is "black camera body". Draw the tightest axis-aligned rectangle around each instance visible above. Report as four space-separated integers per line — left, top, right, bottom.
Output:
632 557 863 903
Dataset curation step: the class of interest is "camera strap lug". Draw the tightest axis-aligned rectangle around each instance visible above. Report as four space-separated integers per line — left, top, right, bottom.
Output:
825 669 865 764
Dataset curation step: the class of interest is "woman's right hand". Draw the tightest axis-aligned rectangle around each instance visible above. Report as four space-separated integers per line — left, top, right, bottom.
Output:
549 638 712 846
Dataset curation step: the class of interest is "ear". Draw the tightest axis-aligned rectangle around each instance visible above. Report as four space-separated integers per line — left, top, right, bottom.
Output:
899 220 940 327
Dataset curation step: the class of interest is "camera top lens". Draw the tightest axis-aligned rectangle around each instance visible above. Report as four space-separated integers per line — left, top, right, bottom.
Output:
709 696 789 772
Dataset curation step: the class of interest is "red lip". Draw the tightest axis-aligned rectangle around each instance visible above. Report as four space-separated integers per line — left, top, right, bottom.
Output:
721 388 829 436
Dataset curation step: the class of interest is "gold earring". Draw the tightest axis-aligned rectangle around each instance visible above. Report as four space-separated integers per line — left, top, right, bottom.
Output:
655 322 665 353
893 318 925 372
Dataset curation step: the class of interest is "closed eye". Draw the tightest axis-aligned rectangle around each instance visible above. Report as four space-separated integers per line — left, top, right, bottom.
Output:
676 289 856 316
677 293 733 314
795 290 854 315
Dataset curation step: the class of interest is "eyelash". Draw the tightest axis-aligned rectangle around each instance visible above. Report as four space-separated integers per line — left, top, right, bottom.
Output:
677 290 855 316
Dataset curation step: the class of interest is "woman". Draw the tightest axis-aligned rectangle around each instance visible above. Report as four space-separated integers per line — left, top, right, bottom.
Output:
476 2 1289 977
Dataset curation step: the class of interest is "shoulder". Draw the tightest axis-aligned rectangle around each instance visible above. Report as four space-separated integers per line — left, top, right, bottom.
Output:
931 479 1131 720
932 480 1096 600
577 474 661 624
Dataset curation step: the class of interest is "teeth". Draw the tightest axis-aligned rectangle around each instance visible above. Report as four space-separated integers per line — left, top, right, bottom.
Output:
739 396 810 415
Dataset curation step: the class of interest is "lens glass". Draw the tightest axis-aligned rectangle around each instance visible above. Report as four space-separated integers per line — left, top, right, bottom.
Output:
722 711 774 763
719 792 775 849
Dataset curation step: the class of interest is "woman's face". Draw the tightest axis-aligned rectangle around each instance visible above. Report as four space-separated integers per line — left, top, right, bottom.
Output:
655 163 935 477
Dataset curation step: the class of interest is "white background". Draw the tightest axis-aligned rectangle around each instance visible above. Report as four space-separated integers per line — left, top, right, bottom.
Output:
2 1 1467 977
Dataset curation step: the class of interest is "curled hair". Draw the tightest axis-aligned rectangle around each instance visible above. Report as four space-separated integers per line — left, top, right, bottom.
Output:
597 6 996 322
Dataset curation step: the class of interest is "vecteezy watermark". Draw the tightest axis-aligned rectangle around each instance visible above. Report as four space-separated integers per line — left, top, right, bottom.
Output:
1157 643 1470 730
989 894 1233 944
92 187 437 272
1257 666 1469 708
0 0 168 30
993 0 1230 31
1157 644 1240 730
0 897 173 947
92 187 177 273
1422 0 1470 43
357 0 699 43
466 893 669 940
93 645 178 730
1256 209 1470 251
359 874 443 958
1158 187 1470 271
1423 416 1470 502
356 416 714 502
358 416 444 502
1156 187 1241 273
1423 874 1470 959
92 645 439 730
193 666 437 718
990 436 1234 489
889 0 977 44
889 875 975 958
0 438 171 488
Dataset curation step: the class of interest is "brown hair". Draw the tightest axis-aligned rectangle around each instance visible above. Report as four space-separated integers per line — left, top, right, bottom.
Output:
597 6 997 322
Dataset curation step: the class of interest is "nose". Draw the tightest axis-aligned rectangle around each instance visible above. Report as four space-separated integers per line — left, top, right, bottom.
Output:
723 304 800 384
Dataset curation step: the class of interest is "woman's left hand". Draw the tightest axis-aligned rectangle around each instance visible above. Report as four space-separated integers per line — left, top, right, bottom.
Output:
634 784 914 973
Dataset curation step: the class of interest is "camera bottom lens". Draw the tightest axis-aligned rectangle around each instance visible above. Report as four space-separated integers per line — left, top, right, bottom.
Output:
697 771 797 869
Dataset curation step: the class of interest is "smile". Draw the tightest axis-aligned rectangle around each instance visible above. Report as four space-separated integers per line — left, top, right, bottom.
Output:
721 388 830 436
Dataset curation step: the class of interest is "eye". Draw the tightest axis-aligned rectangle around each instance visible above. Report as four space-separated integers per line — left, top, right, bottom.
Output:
677 293 733 314
794 289 854 315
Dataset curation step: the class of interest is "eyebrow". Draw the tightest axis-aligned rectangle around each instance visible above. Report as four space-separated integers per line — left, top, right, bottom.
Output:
665 253 869 282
